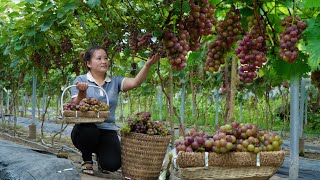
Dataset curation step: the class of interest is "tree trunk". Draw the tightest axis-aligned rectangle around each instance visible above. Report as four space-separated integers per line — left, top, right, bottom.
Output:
223 59 230 124
265 85 270 130
180 82 186 136
229 56 237 122
190 67 199 130
1 90 4 127
169 67 175 149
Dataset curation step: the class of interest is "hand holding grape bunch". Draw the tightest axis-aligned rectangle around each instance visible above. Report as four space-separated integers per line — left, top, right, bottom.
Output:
76 82 88 92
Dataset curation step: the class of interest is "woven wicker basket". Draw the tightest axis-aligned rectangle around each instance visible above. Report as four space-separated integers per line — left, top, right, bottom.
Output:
60 85 110 124
62 110 109 124
177 151 285 180
121 132 171 180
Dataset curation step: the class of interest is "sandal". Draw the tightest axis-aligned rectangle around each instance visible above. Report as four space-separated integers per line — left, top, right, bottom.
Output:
81 161 94 175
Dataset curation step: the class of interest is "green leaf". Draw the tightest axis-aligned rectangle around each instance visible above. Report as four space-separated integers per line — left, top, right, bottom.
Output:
40 20 55 32
25 29 36 37
188 51 205 66
8 12 20 18
4 45 10 55
209 0 220 4
25 0 36 4
304 17 320 70
40 1 54 13
14 42 23 51
87 0 101 8
62 2 77 13
278 0 293 7
271 53 310 80
304 0 320 8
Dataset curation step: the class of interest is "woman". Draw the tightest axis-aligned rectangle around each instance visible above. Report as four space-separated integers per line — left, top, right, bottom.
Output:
70 46 159 175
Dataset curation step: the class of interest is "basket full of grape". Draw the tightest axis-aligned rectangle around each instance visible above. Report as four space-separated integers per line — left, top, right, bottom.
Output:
61 85 110 124
175 122 285 180
120 112 171 180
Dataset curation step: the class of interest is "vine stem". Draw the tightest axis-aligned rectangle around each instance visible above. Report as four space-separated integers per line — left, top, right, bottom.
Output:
122 0 144 25
216 0 225 7
258 4 276 51
254 0 264 37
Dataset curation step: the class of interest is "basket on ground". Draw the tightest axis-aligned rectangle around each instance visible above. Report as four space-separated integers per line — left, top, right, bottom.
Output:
60 85 110 124
121 132 171 180
177 150 285 180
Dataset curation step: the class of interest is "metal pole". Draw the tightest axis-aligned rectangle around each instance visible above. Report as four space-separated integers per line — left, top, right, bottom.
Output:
305 91 308 125
1 90 4 123
289 75 300 180
299 79 305 137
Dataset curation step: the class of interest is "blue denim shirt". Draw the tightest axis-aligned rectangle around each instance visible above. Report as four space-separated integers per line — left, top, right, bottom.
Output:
71 72 124 130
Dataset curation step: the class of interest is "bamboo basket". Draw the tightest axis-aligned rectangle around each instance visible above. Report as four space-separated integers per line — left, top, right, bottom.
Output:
60 85 110 124
177 151 285 180
121 132 171 180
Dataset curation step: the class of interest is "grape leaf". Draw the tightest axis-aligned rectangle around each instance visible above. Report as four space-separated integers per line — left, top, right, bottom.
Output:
271 53 310 81
304 0 320 8
304 17 320 70
87 0 101 8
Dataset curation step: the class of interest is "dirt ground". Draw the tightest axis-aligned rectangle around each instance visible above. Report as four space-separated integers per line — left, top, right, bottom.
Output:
1 129 320 180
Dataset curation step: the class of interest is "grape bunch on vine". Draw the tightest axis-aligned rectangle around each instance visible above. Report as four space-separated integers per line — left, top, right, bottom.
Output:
204 6 242 73
163 0 216 70
236 15 268 84
279 16 307 63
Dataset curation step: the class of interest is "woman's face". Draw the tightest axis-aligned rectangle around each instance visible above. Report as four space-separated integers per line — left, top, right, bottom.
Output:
87 49 109 73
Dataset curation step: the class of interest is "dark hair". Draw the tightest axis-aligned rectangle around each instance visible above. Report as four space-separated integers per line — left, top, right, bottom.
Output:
82 46 106 62
80 46 107 70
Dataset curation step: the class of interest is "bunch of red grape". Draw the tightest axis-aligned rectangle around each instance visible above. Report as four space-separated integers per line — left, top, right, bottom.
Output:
129 28 139 52
175 129 210 153
30 52 42 68
183 0 216 51
61 37 73 53
137 32 153 49
120 112 169 136
175 122 283 154
279 16 307 63
204 6 242 73
63 97 109 112
130 62 137 76
163 0 216 70
311 70 320 89
163 30 189 70
236 15 268 84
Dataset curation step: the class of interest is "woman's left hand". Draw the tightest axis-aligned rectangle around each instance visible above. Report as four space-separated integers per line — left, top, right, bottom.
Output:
145 53 160 68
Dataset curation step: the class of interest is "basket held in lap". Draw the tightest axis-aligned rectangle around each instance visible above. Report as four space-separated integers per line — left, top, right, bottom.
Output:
60 85 110 124
176 150 285 180
121 132 171 180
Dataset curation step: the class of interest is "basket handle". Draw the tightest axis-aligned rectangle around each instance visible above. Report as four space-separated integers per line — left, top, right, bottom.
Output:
60 84 109 115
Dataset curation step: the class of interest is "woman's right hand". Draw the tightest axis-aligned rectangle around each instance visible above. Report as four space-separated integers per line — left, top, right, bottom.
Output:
76 82 88 92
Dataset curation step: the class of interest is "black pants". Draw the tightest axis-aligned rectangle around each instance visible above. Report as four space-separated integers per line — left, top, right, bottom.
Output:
71 123 121 172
